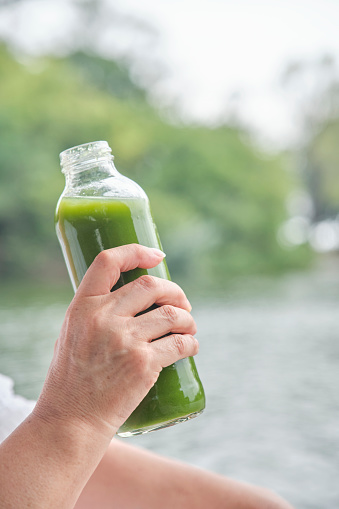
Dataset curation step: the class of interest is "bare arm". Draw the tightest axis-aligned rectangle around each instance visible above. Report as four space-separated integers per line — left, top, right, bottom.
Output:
0 245 198 508
75 439 294 509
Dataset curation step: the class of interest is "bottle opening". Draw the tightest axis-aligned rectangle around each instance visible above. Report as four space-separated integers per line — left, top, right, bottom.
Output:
60 141 114 173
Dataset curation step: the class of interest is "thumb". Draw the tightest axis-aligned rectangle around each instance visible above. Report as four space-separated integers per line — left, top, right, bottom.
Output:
77 244 165 296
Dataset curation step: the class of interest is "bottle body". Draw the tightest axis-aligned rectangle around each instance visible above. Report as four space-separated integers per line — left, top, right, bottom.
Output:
55 142 205 436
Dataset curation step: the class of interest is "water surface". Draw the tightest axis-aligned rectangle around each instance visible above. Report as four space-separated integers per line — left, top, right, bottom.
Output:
0 267 338 508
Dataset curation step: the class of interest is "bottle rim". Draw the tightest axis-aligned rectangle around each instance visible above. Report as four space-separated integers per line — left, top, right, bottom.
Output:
60 141 114 173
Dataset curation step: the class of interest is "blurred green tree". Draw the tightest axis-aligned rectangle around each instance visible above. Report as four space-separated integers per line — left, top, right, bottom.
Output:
282 56 339 221
0 45 308 290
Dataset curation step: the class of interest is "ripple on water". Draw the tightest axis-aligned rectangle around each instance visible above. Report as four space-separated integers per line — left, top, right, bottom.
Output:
0 270 339 508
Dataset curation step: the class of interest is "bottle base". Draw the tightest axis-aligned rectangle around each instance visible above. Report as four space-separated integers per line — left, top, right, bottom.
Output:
116 409 204 438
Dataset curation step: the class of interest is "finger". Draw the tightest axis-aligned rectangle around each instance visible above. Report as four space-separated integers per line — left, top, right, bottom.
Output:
77 244 165 296
150 333 199 368
130 305 197 341
110 275 192 316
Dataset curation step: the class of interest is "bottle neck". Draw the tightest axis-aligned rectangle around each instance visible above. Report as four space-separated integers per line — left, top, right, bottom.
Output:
60 141 118 189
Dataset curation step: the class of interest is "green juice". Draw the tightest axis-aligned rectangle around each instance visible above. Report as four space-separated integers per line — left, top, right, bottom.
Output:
55 196 205 436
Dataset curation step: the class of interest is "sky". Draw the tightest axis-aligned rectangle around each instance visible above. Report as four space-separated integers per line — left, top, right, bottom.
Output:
1 0 339 148
115 0 339 147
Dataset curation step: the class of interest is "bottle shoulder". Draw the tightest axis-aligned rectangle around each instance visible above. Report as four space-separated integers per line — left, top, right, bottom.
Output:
66 173 146 198
55 174 148 220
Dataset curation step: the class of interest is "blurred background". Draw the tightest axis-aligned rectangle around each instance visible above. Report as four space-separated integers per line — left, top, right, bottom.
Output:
0 0 338 507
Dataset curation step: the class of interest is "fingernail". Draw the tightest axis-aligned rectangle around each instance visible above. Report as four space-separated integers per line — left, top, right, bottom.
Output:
151 248 166 258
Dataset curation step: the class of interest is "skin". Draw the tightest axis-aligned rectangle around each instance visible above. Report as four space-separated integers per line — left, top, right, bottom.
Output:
75 440 294 509
0 244 294 509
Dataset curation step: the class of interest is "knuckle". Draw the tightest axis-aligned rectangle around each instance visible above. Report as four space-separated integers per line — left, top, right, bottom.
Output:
126 243 141 258
109 318 130 349
129 347 149 375
136 274 157 292
94 250 111 268
172 334 187 356
128 346 144 364
160 305 178 324
123 317 138 341
130 243 141 252
112 329 126 351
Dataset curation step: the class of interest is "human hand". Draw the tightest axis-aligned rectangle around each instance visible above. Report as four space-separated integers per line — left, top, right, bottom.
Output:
33 244 198 439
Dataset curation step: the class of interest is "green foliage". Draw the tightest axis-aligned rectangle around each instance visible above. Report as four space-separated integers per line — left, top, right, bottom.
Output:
0 45 309 290
281 55 339 222
306 120 339 219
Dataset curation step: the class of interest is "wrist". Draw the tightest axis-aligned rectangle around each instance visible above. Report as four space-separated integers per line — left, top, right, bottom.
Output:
33 376 122 444
32 398 117 453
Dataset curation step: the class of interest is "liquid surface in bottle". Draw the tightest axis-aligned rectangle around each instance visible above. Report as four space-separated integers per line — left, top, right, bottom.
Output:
56 196 205 435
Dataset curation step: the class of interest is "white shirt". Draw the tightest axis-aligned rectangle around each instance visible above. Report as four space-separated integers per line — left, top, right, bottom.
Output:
0 374 36 443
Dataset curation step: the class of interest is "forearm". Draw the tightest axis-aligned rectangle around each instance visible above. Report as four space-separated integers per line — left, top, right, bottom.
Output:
76 440 294 509
0 412 112 509
0 245 199 509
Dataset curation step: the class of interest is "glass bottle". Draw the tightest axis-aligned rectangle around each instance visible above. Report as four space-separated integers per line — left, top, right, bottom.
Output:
55 141 205 437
